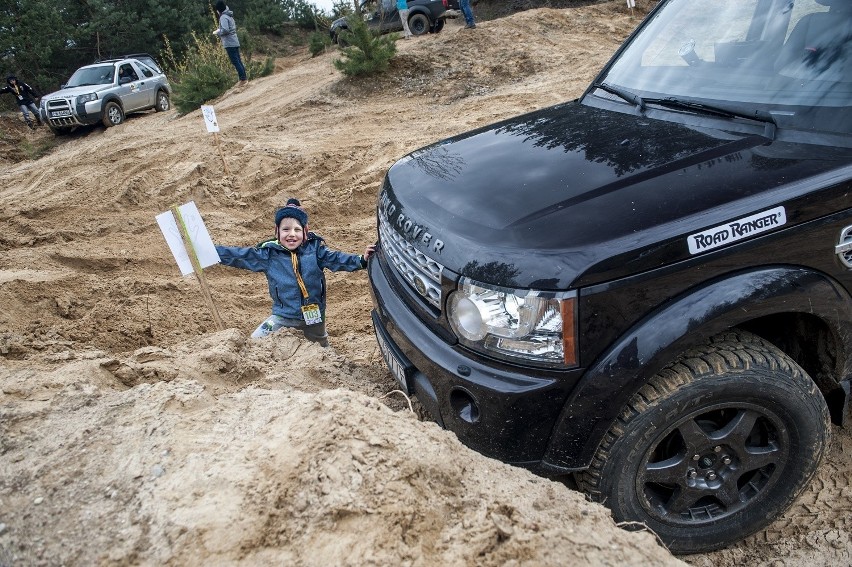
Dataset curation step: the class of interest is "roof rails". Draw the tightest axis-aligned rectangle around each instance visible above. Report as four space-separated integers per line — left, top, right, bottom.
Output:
93 53 163 73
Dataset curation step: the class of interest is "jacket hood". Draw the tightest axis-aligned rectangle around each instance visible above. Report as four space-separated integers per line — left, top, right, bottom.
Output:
382 101 852 289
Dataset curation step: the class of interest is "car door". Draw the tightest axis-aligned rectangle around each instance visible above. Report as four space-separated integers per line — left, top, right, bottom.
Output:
362 0 400 33
378 0 402 32
116 63 147 111
132 61 158 108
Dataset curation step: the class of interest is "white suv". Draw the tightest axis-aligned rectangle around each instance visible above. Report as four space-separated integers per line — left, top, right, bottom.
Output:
40 54 171 135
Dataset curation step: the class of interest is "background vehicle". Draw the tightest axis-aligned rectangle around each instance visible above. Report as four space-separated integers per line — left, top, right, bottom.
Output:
330 0 455 44
40 55 171 136
368 0 852 554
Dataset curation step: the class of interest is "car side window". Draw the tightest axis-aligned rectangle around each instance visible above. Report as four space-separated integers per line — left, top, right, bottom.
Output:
118 64 139 83
138 64 154 79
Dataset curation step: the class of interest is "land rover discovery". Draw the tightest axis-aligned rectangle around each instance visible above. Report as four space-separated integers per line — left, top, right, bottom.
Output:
368 0 852 553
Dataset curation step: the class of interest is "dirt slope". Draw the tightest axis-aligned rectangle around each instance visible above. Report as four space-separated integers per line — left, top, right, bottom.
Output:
0 2 849 565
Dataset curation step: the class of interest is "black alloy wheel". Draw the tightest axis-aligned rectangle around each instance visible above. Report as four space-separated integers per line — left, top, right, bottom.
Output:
577 331 830 554
408 13 430 35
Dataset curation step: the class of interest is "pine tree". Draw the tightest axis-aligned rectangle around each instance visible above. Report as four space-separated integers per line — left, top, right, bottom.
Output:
333 16 397 77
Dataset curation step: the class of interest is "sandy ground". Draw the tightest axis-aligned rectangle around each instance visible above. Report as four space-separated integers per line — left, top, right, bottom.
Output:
0 2 850 565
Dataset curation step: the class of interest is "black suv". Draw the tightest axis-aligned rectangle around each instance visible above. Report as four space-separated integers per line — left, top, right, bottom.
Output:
369 0 852 554
330 0 453 43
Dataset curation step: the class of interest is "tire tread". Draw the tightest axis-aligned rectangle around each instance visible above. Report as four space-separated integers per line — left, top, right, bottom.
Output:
577 330 829 516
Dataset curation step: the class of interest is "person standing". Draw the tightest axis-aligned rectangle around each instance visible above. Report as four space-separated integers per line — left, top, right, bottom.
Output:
460 0 476 29
212 1 247 84
397 0 413 39
1 75 42 129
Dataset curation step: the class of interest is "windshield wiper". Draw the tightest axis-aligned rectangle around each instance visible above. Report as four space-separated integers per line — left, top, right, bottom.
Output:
646 97 777 139
592 82 646 112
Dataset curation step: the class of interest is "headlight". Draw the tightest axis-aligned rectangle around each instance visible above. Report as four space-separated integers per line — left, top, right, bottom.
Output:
447 278 577 368
77 93 97 104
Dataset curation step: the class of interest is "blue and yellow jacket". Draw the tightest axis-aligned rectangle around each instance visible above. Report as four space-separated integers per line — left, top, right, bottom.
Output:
216 233 365 320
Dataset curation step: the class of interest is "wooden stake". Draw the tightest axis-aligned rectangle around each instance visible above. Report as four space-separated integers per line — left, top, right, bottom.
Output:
172 205 226 330
213 132 231 175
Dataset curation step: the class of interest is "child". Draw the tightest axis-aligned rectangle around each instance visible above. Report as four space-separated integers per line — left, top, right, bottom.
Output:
215 198 375 345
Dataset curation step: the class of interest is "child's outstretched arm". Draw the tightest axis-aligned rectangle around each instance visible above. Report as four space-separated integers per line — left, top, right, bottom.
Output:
216 244 270 273
316 242 374 272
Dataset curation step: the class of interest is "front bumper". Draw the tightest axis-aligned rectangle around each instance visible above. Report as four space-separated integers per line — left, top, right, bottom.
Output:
43 99 103 128
368 255 580 466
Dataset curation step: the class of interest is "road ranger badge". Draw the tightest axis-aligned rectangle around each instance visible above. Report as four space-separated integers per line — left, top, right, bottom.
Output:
688 206 787 255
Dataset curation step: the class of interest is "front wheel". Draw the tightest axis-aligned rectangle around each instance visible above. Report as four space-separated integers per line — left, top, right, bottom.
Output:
431 19 445 33
408 13 430 36
155 90 170 112
102 101 124 127
577 331 830 554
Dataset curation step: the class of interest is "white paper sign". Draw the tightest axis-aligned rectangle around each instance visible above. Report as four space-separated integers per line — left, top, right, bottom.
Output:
157 201 221 276
201 105 220 133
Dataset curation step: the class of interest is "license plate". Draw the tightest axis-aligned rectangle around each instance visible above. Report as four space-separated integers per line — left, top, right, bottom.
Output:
375 327 410 394
50 110 72 118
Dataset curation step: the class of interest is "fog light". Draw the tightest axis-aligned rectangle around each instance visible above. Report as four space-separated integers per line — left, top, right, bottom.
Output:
450 388 480 424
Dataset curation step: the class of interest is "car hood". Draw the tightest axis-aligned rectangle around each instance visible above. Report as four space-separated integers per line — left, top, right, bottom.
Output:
382 101 852 289
42 85 115 100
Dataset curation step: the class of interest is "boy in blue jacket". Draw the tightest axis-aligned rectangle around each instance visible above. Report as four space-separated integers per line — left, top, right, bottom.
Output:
216 198 375 345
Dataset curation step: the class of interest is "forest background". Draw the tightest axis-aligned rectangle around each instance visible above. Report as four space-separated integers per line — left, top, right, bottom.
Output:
0 0 351 111
0 0 603 112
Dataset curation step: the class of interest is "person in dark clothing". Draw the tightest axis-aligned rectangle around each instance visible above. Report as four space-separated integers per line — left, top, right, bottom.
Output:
212 1 248 84
1 75 42 129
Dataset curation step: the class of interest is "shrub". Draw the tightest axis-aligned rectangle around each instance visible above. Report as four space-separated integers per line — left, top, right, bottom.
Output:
309 32 332 57
163 32 274 115
333 16 397 77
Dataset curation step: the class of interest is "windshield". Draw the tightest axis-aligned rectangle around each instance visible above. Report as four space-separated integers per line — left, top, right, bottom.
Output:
594 0 852 135
66 65 115 87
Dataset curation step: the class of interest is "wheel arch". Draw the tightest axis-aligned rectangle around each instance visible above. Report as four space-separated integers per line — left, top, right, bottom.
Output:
407 6 432 18
100 94 124 110
539 265 852 474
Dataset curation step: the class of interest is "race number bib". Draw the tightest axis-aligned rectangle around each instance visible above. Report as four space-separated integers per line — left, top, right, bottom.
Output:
301 304 322 325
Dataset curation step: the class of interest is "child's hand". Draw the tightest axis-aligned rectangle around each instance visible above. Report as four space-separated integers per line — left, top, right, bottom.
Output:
363 244 376 260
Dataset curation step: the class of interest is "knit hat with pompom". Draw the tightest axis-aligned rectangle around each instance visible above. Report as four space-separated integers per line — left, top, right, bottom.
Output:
274 198 308 228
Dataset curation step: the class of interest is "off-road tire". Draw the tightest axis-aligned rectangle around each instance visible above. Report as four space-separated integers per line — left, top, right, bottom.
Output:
431 19 445 33
408 13 430 35
576 330 830 554
102 101 124 127
155 90 170 112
